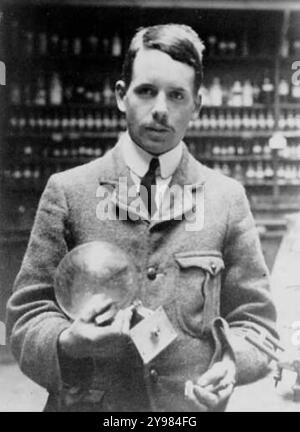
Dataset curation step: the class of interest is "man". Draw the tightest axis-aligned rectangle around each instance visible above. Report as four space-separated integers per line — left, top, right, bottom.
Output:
6 24 277 412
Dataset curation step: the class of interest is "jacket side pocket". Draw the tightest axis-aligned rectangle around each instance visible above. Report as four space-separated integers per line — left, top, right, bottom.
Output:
174 252 224 337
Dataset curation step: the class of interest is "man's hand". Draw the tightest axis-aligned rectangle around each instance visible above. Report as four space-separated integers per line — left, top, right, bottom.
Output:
185 352 236 411
277 348 300 372
58 294 133 359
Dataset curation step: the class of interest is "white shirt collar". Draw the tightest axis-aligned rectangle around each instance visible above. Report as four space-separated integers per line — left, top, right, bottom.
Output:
121 131 183 179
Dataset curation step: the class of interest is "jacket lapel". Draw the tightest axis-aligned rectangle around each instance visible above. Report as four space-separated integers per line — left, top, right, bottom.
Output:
150 145 206 228
97 137 149 221
97 136 207 225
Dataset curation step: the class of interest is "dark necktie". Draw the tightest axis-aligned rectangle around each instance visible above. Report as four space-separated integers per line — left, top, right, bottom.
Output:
140 158 159 217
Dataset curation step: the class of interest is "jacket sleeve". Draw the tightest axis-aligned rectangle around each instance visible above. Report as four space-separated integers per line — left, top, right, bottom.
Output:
220 182 278 384
6 174 92 394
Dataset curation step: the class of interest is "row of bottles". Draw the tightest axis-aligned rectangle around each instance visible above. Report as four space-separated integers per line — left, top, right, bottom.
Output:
189 109 276 131
3 161 299 186
11 75 300 108
8 23 283 60
10 75 115 107
210 161 300 183
3 142 115 184
203 78 271 106
278 141 300 159
188 139 272 158
9 109 126 133
204 33 300 58
10 138 300 163
10 76 300 110
21 141 108 159
16 139 300 162
203 77 300 107
9 21 123 58
9 109 300 134
280 37 300 58
278 110 300 130
203 34 249 57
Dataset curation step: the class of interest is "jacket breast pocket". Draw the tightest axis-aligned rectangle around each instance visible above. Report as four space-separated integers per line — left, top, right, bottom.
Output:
174 251 224 338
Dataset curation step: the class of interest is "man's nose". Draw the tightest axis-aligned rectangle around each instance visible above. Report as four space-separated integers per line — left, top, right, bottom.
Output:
152 92 168 122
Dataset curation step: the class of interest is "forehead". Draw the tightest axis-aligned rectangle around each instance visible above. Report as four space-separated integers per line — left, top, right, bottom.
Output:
131 48 195 91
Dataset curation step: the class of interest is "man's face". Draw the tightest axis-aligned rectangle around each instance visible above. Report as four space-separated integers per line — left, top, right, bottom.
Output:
116 48 201 155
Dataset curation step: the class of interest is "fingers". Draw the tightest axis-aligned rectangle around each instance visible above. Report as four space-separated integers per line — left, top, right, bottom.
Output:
217 383 235 401
111 307 133 335
185 379 235 412
80 294 114 323
193 385 219 409
121 307 134 335
196 361 228 387
185 380 208 412
94 307 117 326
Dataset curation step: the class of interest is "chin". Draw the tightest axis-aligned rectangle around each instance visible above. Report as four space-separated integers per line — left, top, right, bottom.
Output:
143 136 177 154
144 142 172 155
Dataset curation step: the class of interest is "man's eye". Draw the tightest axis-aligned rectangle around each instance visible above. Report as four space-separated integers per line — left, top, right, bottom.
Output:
136 87 155 97
169 91 184 101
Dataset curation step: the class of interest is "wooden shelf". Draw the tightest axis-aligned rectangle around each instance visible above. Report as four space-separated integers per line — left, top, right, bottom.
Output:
2 0 300 12
9 103 118 110
199 155 273 162
204 55 275 64
1 154 277 165
2 176 299 191
245 179 300 187
8 130 300 140
6 54 276 65
6 131 121 140
6 130 277 140
6 55 123 69
188 131 275 138
5 154 300 166
278 103 300 110
8 103 272 111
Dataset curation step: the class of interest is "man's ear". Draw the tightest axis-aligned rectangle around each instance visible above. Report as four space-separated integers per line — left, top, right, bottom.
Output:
192 90 202 120
115 80 127 113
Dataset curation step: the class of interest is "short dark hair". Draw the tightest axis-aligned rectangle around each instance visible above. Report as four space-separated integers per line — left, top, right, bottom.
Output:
122 24 205 93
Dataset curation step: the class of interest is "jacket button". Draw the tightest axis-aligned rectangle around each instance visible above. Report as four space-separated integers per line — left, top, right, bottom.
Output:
147 267 157 280
149 368 159 383
210 263 217 273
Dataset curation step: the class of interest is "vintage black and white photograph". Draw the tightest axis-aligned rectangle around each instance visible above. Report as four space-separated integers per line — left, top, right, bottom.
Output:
0 0 300 414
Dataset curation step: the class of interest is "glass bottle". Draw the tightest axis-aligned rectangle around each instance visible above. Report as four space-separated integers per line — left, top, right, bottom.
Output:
242 80 254 107
103 79 113 106
73 37 82 56
210 78 223 106
231 81 243 107
112 33 122 57
278 78 289 103
291 83 300 102
49 73 63 105
264 162 274 179
10 81 21 105
88 34 99 55
207 35 217 57
266 111 275 130
35 75 47 106
261 77 274 105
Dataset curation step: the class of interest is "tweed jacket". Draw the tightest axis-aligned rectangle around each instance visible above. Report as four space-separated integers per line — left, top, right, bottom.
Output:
6 137 277 412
